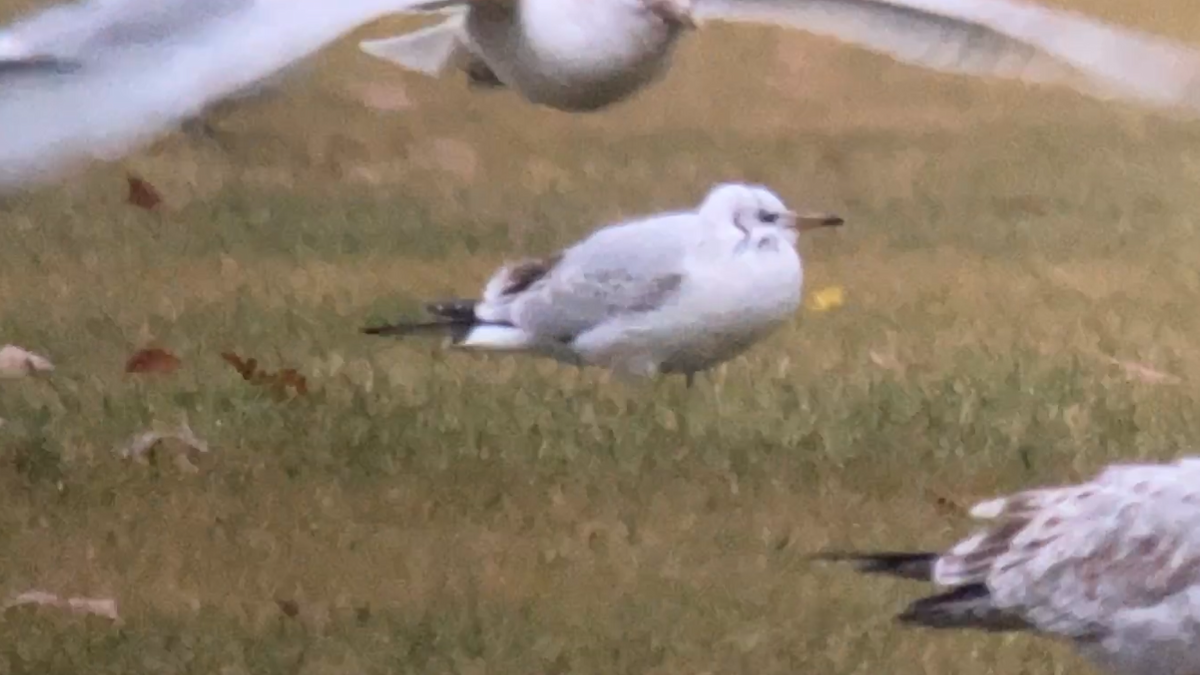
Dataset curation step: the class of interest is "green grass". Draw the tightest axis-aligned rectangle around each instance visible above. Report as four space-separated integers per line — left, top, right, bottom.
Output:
4 3 1200 673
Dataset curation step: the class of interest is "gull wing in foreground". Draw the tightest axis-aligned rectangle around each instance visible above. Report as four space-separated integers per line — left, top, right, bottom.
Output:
697 0 1200 113
816 458 1200 673
0 0 442 193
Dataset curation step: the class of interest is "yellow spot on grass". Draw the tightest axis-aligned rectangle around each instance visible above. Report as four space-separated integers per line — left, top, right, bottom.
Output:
806 286 845 312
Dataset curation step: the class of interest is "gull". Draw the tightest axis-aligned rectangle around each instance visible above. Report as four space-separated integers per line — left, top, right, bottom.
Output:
6 0 1200 194
816 457 1200 675
360 0 1200 114
361 182 843 385
0 0 309 144
0 0 443 192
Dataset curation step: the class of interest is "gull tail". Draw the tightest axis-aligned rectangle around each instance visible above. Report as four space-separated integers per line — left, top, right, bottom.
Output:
812 550 1029 633
359 16 467 78
361 300 537 351
809 551 937 581
898 585 1029 633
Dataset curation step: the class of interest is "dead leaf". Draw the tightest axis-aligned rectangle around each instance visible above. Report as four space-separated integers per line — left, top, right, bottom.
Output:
1104 356 1181 385
124 347 181 374
126 173 163 210
117 421 209 467
221 351 309 400
868 349 903 372
0 344 54 378
4 590 120 621
275 598 300 619
353 82 414 112
220 351 257 380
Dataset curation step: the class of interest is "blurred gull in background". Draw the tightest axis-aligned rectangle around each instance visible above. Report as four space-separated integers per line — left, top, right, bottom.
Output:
362 0 1200 113
361 182 843 386
5 0 1200 193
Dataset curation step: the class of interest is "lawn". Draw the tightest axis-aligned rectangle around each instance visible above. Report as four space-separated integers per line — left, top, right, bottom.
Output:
3 2 1200 673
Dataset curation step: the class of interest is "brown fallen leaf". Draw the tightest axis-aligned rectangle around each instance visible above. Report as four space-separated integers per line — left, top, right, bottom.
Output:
275 598 300 619
125 347 181 374
126 173 163 210
220 351 257 380
220 351 309 400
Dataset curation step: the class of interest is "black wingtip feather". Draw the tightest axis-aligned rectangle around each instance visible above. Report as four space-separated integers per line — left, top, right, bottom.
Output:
897 584 1029 633
362 299 480 339
360 321 444 337
809 551 938 581
361 319 478 344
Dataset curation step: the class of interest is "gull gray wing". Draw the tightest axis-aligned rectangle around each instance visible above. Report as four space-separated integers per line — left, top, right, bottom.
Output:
932 459 1200 640
0 0 436 192
506 216 694 342
0 0 243 60
696 0 1200 114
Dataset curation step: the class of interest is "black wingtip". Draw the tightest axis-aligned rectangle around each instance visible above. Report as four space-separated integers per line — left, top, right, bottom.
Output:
362 298 478 338
808 551 938 581
360 321 448 337
896 584 1029 633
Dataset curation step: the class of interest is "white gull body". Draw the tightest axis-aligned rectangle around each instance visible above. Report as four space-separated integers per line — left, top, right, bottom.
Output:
362 182 842 382
821 457 1200 675
361 0 1200 114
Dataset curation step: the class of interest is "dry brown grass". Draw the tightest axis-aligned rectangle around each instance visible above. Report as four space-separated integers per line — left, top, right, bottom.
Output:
3 2 1200 673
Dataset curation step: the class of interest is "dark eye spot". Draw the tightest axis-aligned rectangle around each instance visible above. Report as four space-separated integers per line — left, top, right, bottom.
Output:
758 210 778 223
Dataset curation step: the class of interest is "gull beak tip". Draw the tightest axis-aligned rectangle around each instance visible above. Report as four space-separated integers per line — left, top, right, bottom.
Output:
793 212 845 231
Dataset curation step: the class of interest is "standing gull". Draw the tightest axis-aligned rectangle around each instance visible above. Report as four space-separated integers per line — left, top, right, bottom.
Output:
362 182 843 384
361 0 1200 114
817 458 1200 675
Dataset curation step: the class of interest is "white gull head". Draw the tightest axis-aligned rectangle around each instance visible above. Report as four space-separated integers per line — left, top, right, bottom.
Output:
697 182 843 245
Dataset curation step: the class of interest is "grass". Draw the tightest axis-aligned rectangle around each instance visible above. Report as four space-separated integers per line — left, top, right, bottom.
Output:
4 2 1200 673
